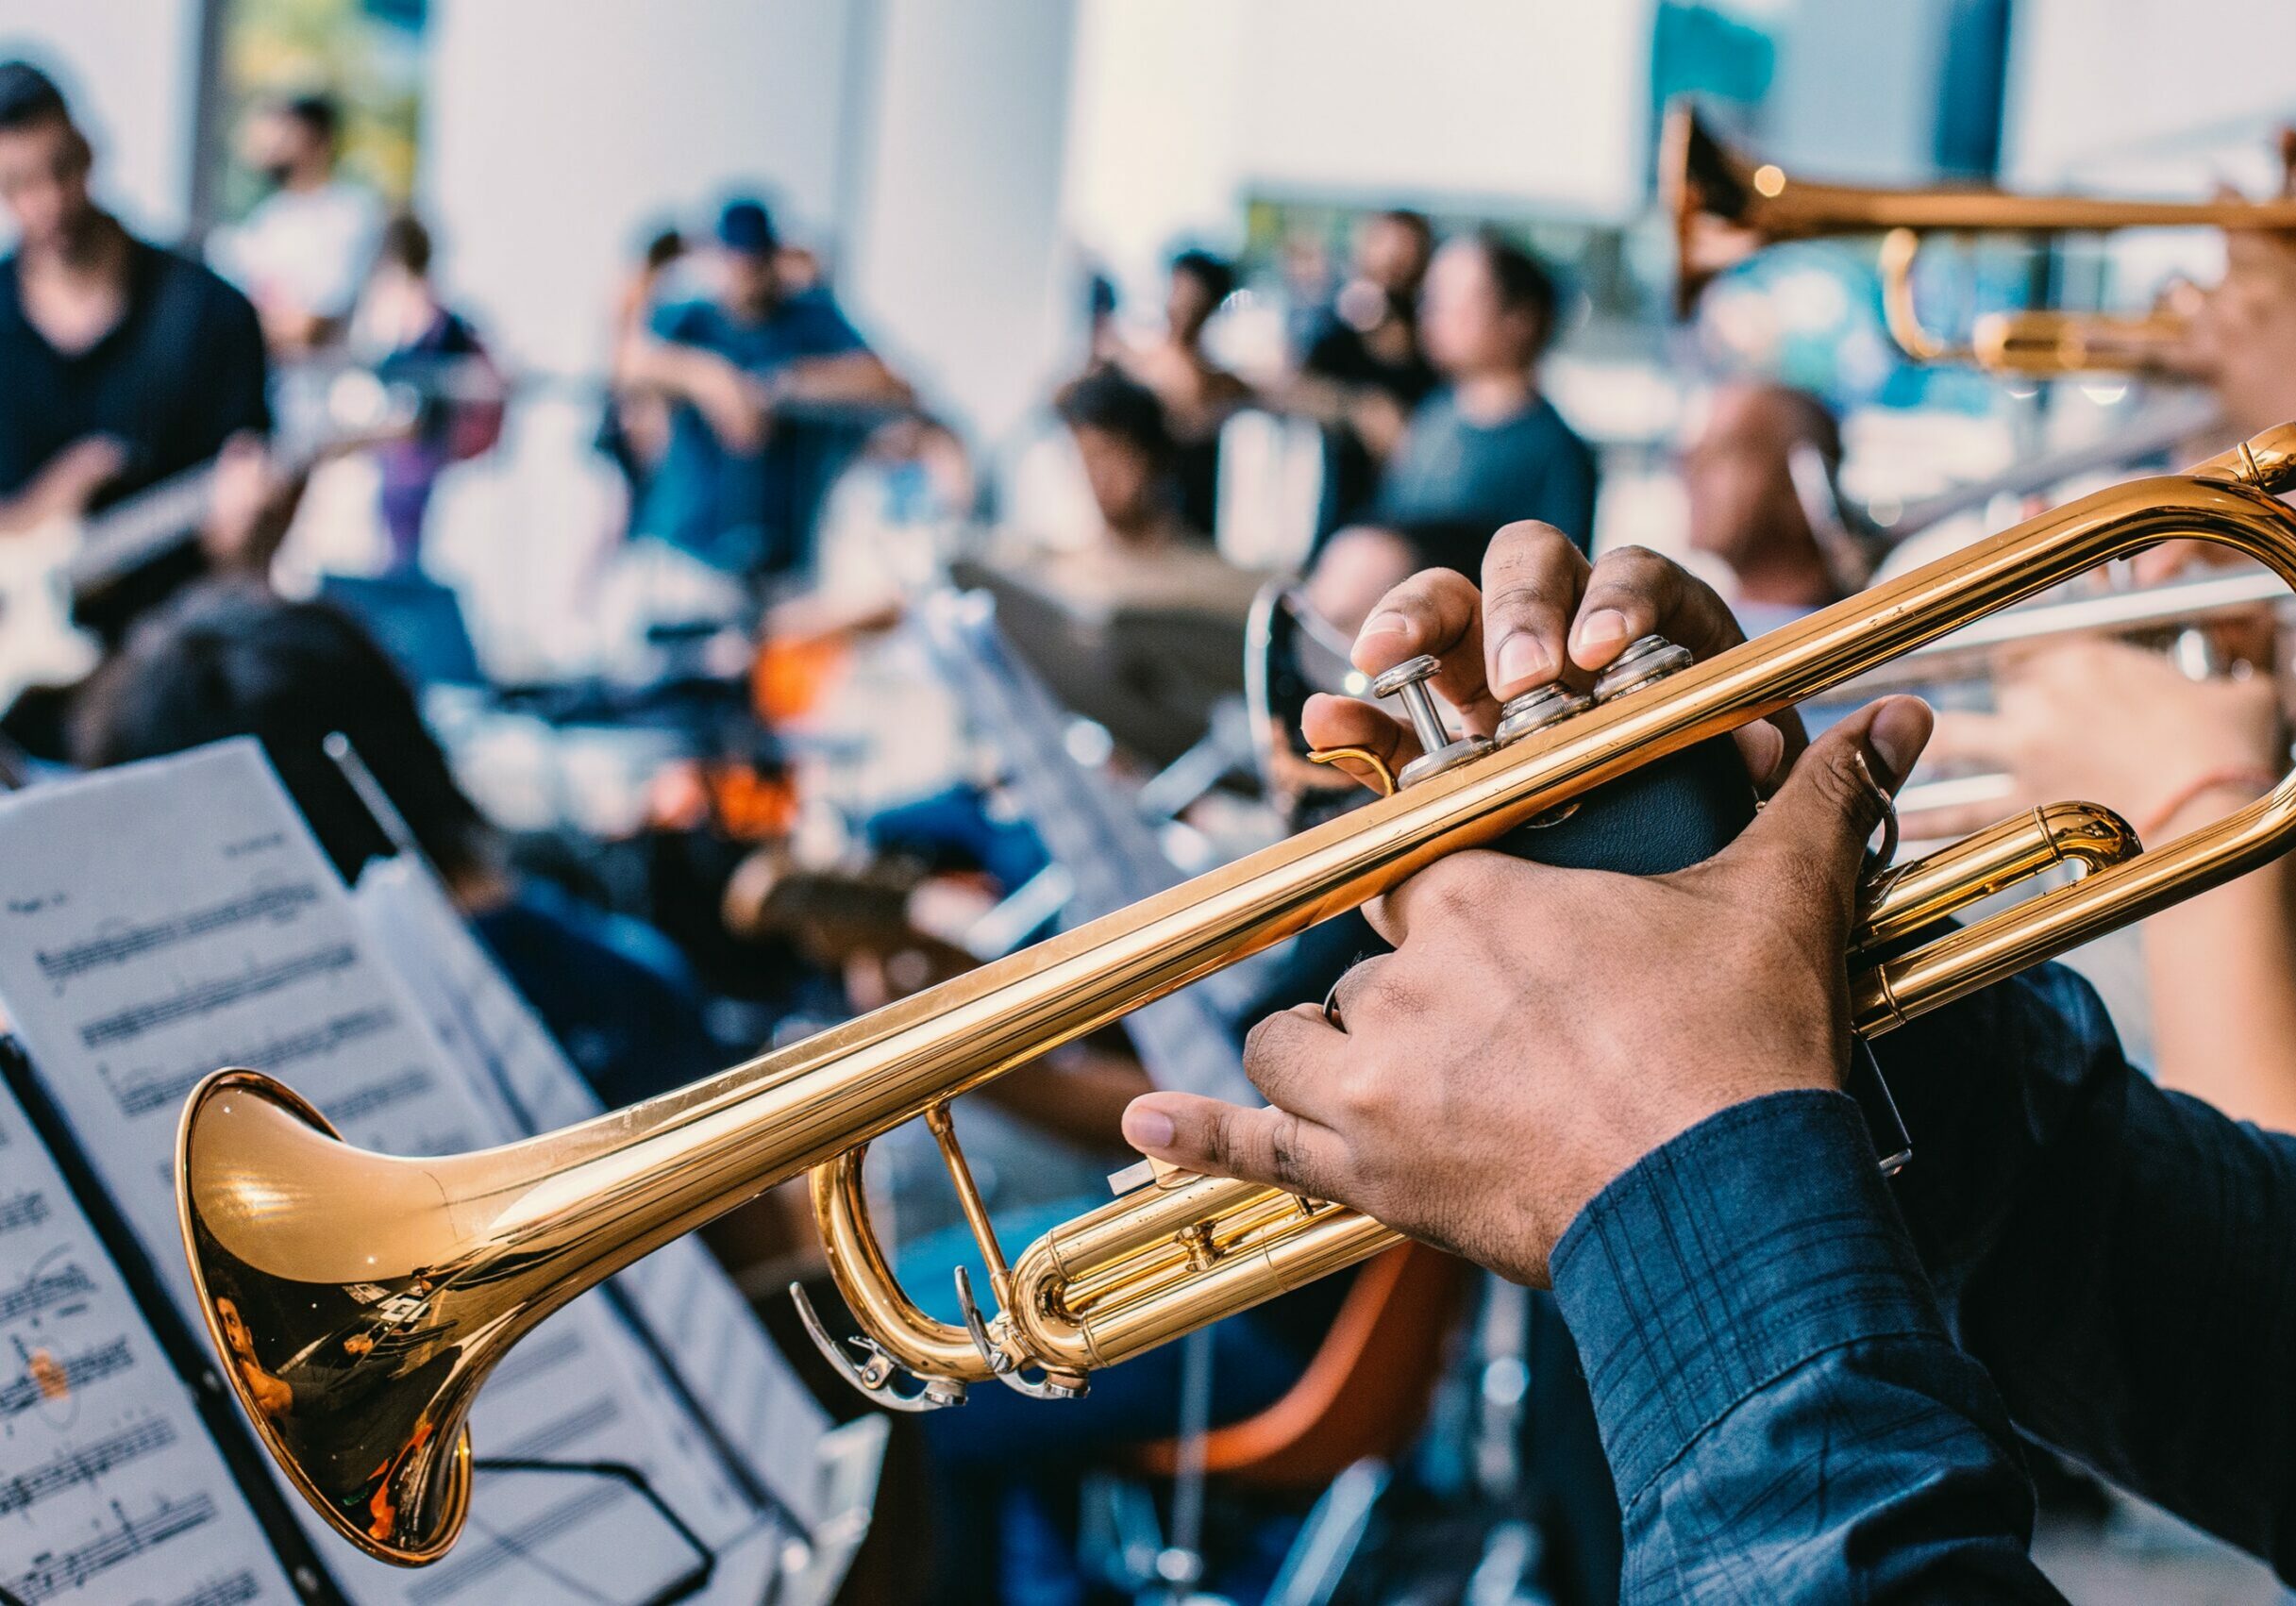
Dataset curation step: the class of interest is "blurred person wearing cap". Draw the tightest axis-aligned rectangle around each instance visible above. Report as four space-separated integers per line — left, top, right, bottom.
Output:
0 59 291 700
613 198 912 582
1377 231 1598 550
207 92 385 354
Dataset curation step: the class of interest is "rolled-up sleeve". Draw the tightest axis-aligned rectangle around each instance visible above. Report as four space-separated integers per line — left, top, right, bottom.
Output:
1550 1089 2067 1602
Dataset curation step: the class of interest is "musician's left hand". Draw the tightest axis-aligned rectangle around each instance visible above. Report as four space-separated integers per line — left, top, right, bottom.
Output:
1301 523 1804 796
201 433 294 572
1120 696 1932 1286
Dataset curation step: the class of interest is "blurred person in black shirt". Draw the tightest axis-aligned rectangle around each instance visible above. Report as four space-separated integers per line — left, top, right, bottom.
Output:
1293 209 1439 528
1378 231 1598 549
0 60 294 760
1116 247 1253 535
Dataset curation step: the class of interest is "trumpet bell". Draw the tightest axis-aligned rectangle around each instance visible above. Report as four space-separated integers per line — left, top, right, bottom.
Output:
177 1069 479 1564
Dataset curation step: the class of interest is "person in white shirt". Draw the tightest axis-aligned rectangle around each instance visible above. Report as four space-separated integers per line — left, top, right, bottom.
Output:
208 92 383 354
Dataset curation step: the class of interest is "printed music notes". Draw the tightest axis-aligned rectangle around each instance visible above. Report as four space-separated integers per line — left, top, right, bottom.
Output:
0 1075 300 1606
0 743 793 1604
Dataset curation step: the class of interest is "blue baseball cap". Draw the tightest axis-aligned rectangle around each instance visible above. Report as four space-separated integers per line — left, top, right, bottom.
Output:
715 198 779 258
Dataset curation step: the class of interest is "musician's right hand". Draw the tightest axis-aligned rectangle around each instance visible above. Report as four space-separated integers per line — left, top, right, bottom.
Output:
1300 523 1803 795
0 434 125 533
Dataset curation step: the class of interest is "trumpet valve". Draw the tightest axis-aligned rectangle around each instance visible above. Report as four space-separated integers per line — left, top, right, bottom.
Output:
1495 682 1594 745
1374 653 1494 785
1593 635 1695 701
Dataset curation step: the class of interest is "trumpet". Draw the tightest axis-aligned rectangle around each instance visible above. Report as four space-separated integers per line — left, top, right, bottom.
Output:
178 425 2296 1566
1664 101 2296 373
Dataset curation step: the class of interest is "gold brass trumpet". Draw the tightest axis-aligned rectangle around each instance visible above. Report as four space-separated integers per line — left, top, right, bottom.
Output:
1664 101 2296 372
178 425 2296 1566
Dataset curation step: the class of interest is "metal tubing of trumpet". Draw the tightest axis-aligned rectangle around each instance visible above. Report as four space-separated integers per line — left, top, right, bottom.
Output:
1971 308 2196 377
813 1145 994 1385
1852 802 2141 953
1827 566 2292 698
176 422 2296 1566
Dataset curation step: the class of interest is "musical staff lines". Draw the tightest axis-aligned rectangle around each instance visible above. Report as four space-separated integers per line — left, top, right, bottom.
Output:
165 1573 263 1606
0 1263 93 1325
0 1339 133 1418
0 1192 48 1237
104 1006 399 1118
35 884 320 982
78 945 357 1049
0 1492 216 1603
0 1417 176 1518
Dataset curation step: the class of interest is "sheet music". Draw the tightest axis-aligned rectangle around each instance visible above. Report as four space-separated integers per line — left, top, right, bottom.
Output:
0 744 782 1605
916 594 1258 1104
349 856 830 1526
0 1075 302 1606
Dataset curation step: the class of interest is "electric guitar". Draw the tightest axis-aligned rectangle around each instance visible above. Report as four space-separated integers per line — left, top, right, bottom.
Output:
0 387 415 711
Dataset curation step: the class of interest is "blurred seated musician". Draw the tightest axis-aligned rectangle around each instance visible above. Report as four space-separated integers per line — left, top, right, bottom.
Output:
1114 247 1254 534
1288 208 1438 525
614 197 912 584
1119 544 2296 1599
349 213 505 575
1377 231 1598 550
1919 635 2296 1130
1682 380 1864 635
1037 366 1263 617
69 582 723 1114
0 62 293 659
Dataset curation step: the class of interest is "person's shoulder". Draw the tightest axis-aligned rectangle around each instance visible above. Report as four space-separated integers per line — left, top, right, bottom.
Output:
1529 393 1597 461
140 239 262 329
649 294 721 342
780 287 865 343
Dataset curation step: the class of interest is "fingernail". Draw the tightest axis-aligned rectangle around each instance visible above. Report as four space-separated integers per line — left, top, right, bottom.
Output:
1360 610 1409 644
1123 1105 1176 1149
1866 697 1936 790
1494 631 1550 693
1572 609 1629 660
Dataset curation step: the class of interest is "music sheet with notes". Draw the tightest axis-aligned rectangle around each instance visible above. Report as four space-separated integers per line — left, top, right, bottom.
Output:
0 743 785 1605
0 1075 302 1606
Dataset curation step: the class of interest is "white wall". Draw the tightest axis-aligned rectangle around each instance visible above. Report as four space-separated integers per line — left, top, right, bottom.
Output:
2004 0 2296 186
423 0 863 376
0 0 204 243
1063 0 1654 307
845 0 1080 443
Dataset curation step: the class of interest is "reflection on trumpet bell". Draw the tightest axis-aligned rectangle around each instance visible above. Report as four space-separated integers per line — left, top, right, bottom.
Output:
178 423 2296 1567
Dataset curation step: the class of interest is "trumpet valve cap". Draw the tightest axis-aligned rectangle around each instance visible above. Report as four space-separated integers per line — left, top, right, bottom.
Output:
1496 684 1594 744
1369 653 1442 697
1593 635 1694 702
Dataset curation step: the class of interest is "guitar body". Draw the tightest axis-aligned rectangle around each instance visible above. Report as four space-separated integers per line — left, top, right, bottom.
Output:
0 518 103 711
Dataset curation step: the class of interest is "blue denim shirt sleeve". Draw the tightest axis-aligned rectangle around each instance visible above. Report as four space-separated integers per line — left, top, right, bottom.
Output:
1550 1089 2070 1602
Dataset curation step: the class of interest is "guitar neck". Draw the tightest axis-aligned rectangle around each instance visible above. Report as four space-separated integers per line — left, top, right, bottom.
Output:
63 463 221 593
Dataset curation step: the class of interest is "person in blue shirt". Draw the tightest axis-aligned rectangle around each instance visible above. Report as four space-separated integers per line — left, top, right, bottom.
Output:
615 197 911 579
1121 526 2296 1600
1376 232 1600 551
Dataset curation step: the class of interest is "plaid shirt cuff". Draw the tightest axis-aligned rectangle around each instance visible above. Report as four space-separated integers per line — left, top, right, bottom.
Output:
1550 1088 1953 1509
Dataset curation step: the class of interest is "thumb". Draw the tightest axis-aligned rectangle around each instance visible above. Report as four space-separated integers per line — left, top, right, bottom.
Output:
1121 1093 1347 1198
1728 695 1934 902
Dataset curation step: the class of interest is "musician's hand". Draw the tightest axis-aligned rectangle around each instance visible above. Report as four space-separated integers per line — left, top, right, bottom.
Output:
1300 524 1802 795
1919 639 2283 841
1121 697 1932 1286
201 434 292 572
0 435 125 532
